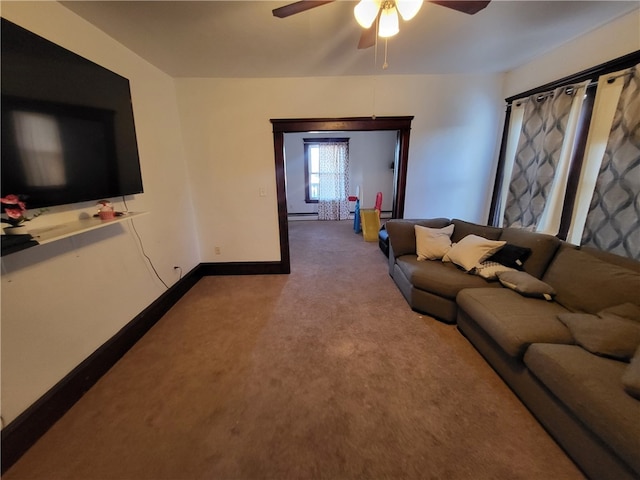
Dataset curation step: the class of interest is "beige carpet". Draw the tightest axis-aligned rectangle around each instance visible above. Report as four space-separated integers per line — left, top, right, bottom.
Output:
5 220 584 479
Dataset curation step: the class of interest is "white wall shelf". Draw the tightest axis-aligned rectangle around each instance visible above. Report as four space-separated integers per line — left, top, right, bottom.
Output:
31 211 148 244
2 212 148 256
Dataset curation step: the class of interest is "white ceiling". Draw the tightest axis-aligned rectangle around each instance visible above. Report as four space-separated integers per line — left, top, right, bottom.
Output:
60 1 639 78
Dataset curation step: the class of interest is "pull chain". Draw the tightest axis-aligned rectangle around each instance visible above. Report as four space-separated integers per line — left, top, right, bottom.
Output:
383 38 389 70
372 17 379 119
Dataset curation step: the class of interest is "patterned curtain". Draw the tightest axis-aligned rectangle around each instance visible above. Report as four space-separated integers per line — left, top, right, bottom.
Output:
317 142 350 221
503 86 579 230
581 66 640 260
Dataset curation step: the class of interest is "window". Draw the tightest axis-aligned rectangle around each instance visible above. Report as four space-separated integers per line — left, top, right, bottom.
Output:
489 52 640 259
304 143 320 203
498 82 591 235
303 138 349 204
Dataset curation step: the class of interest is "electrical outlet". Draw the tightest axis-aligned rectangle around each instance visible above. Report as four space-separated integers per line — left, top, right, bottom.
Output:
215 246 221 255
259 187 266 197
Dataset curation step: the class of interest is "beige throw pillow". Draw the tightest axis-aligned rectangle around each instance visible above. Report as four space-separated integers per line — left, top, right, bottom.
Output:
442 234 506 271
415 224 454 261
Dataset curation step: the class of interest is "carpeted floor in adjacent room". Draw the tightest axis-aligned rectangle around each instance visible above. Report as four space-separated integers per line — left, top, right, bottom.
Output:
4 220 584 479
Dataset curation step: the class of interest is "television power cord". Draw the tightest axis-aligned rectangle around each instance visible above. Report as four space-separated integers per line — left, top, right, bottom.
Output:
122 196 169 290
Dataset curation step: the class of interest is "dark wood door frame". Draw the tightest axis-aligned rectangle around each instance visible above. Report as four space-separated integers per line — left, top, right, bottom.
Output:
271 116 414 274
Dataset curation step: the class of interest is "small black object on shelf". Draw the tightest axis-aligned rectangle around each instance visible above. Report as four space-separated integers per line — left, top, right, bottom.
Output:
1 234 39 256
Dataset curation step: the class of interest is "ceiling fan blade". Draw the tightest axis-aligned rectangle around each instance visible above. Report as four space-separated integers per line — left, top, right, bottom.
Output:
357 25 377 50
272 0 335 18
429 0 490 15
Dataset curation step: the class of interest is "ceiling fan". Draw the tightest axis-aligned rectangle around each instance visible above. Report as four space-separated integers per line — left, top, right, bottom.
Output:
272 0 491 50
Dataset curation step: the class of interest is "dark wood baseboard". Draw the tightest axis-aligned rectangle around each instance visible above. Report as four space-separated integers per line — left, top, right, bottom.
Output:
1 260 290 473
199 261 290 275
1 265 203 473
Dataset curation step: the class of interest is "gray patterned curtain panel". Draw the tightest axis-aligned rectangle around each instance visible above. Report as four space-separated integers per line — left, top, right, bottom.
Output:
503 86 577 230
581 66 640 260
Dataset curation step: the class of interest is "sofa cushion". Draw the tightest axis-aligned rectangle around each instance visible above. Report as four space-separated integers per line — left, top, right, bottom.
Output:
456 288 572 358
542 245 640 314
580 245 640 273
557 312 640 361
498 228 561 278
622 346 640 400
386 218 451 258
524 344 640 474
450 219 502 244
395 256 500 300
415 224 454 261
601 303 640 322
497 271 556 300
443 235 506 271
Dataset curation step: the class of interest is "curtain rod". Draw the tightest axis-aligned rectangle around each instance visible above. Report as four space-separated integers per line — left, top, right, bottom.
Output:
511 82 587 107
605 69 633 84
504 51 639 105
507 69 634 108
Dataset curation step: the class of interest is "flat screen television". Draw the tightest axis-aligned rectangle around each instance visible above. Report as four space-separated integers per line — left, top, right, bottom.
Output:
1 18 144 209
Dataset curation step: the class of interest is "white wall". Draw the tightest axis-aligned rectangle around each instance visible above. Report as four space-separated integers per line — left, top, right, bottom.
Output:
0 3 199 424
175 74 504 261
503 9 640 98
284 131 397 215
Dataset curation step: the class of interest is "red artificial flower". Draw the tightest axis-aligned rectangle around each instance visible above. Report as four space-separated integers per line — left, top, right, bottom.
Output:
0 194 42 227
1 194 26 211
4 207 24 220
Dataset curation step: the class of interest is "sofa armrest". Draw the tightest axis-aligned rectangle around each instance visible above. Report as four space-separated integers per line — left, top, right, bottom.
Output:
388 243 396 275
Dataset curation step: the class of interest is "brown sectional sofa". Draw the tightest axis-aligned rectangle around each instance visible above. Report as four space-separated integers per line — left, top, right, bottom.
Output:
385 218 640 480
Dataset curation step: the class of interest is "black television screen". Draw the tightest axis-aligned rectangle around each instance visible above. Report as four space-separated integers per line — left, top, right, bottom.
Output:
1 18 143 209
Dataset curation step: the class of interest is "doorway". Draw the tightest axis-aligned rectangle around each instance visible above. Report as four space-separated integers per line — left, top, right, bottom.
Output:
284 131 397 220
271 116 414 273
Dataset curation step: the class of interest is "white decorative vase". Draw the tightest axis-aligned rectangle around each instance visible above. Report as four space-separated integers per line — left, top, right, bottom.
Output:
3 225 29 235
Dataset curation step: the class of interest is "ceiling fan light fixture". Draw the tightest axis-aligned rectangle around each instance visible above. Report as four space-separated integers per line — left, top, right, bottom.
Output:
378 5 399 37
354 0 380 29
396 0 423 21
